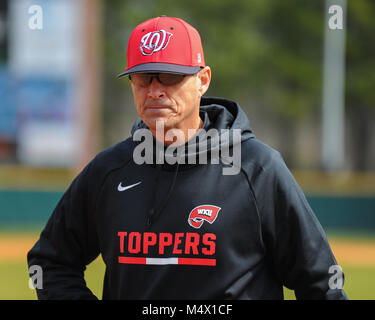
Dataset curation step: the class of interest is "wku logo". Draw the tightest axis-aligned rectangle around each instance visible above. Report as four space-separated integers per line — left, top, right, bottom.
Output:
140 29 173 56
188 205 221 229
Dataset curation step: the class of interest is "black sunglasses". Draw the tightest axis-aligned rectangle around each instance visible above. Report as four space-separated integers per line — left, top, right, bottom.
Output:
129 73 187 87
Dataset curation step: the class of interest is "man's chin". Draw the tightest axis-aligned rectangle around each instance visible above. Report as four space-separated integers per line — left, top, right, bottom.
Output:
143 118 174 132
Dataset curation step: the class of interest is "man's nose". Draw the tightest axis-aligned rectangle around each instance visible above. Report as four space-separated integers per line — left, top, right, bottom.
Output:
147 77 165 99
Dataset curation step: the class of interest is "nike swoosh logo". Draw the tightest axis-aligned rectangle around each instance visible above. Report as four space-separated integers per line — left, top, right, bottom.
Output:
117 181 142 192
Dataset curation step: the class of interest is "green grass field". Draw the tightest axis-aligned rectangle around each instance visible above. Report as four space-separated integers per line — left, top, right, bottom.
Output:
1 255 374 300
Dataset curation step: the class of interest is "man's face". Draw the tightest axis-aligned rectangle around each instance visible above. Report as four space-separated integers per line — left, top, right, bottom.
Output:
130 67 211 138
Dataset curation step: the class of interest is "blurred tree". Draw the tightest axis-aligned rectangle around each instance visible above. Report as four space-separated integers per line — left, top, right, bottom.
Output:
0 1 7 63
101 0 375 170
345 0 375 171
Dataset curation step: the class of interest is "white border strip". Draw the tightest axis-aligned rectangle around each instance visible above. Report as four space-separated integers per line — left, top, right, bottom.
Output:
146 257 178 265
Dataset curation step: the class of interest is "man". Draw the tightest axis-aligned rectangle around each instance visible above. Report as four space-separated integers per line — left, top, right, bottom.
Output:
28 16 347 300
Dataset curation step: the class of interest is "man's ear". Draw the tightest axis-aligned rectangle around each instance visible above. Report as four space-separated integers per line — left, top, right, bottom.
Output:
198 66 211 96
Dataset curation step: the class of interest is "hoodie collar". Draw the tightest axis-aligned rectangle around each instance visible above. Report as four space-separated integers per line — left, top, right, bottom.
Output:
130 96 255 170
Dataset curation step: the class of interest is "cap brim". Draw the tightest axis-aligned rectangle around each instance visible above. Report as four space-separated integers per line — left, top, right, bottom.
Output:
117 63 203 78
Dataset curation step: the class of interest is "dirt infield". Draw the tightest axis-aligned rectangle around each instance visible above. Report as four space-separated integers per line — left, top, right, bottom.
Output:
0 234 40 262
328 240 375 265
1 233 374 266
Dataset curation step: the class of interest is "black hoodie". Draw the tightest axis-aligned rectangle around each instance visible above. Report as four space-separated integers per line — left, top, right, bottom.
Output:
27 96 347 300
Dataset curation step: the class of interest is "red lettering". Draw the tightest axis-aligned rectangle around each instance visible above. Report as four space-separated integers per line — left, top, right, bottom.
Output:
202 233 216 255
117 232 127 253
185 233 200 255
117 231 217 257
159 233 173 254
173 233 184 254
128 232 141 254
143 232 157 254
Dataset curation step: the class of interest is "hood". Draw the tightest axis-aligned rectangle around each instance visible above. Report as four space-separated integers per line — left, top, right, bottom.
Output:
130 96 255 227
131 96 255 166
199 96 255 144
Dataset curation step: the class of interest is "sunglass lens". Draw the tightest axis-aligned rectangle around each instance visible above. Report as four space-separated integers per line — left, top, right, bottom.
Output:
130 73 186 87
159 74 185 86
130 74 153 87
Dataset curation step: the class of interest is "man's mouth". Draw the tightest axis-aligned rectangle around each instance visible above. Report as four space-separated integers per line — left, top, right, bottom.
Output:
145 105 170 109
144 99 172 109
144 102 173 111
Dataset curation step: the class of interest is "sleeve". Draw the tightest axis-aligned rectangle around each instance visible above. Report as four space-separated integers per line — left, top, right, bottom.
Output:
252 150 348 300
27 161 101 300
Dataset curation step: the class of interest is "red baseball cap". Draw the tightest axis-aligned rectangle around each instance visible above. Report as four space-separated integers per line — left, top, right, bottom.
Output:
117 16 206 77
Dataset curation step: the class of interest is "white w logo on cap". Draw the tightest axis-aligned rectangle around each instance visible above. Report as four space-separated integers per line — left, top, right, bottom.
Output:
140 29 173 56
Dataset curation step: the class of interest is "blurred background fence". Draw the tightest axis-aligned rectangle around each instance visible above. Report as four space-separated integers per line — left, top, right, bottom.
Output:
0 0 374 299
